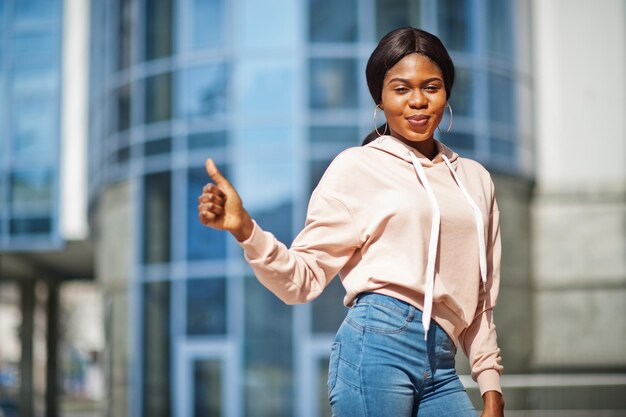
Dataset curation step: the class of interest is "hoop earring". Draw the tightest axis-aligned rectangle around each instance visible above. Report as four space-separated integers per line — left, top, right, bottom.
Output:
437 103 453 134
373 105 388 137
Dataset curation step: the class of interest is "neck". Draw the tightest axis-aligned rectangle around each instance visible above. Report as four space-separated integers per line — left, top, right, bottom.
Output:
398 137 438 160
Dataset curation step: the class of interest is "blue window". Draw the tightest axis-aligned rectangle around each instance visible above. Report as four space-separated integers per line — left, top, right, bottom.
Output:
145 0 173 61
449 66 475 117
309 59 358 110
193 359 222 417
10 170 53 214
191 0 227 50
179 63 229 120
487 0 513 59
143 172 171 264
145 73 171 124
14 0 60 24
488 72 514 125
375 0 421 40
12 98 56 160
437 0 473 52
244 275 294 417
142 280 172 416
186 278 227 335
309 0 358 43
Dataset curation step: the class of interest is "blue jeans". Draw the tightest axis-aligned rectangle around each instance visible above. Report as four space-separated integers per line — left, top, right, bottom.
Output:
328 293 478 417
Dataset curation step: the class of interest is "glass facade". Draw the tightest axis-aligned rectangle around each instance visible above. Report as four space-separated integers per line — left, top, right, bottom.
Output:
0 0 63 249
88 0 526 416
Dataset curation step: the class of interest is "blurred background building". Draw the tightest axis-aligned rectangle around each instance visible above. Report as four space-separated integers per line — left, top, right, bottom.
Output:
1 0 625 416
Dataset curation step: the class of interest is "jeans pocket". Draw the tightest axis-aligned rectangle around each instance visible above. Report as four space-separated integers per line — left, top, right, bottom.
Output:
327 341 341 396
362 303 412 334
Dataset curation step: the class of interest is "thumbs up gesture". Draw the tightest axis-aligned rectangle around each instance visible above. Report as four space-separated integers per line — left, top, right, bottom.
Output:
198 159 254 242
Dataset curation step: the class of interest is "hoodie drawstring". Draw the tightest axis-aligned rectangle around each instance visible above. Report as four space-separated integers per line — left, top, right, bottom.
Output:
409 151 487 340
409 152 441 340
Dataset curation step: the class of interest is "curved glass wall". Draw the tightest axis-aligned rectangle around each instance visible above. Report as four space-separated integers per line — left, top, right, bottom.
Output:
88 0 529 416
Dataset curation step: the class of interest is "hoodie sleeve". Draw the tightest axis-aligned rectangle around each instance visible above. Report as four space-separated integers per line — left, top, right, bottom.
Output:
459 195 504 396
237 189 361 305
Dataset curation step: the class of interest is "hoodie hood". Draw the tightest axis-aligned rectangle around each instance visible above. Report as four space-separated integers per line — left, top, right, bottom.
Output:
365 135 459 167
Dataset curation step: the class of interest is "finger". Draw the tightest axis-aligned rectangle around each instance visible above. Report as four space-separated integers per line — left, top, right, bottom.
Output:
198 202 225 216
202 183 226 199
198 211 217 224
198 193 225 205
205 159 230 188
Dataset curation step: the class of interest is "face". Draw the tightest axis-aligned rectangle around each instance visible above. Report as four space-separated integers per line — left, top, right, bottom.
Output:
380 53 447 144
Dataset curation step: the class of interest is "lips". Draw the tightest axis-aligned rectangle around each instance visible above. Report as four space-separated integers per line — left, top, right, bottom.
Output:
406 114 430 128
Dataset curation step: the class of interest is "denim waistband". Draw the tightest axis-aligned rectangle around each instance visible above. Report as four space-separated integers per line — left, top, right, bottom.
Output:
354 292 423 319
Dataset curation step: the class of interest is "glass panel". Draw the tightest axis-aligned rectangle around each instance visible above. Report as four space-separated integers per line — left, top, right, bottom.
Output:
191 0 226 50
186 278 227 335
448 66 474 117
238 60 295 116
309 0 357 43
12 67 58 95
145 73 171 124
376 0 421 41
441 132 474 153
309 126 359 146
486 0 513 59
116 84 131 132
14 0 60 23
318 357 332 417
193 359 222 417
12 33 58 69
309 159 331 193
309 59 358 109
311 278 346 334
118 0 133 69
143 172 171 264
179 63 228 120
13 98 56 159
437 0 472 52
145 0 173 61
234 158 293 244
489 136 515 159
10 170 53 214
187 131 228 150
244 275 293 417
9 217 51 235
240 0 298 49
187 166 227 260
142 281 171 417
488 72 514 125
117 146 130 163
144 138 171 156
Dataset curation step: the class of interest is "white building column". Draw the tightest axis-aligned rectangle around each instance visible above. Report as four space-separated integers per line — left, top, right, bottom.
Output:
531 0 626 368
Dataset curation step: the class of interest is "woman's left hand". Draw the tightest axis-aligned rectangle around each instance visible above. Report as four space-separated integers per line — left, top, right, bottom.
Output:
480 391 505 417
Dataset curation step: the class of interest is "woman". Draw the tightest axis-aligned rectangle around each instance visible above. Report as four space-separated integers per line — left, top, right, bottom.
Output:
198 27 505 417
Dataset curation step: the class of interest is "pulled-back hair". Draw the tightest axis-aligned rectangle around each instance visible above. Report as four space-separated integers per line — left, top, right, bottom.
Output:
363 27 455 145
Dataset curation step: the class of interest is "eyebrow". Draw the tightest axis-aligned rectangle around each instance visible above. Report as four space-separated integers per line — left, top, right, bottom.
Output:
386 76 443 86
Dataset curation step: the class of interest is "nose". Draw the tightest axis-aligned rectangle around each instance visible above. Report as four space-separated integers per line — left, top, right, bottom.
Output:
408 89 427 108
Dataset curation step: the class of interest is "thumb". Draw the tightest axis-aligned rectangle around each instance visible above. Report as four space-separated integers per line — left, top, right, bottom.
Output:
205 158 230 187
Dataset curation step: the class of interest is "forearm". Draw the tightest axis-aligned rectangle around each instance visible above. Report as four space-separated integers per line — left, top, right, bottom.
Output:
481 390 504 417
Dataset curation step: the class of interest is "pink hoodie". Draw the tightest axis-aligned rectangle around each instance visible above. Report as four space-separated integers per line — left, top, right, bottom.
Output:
238 135 503 395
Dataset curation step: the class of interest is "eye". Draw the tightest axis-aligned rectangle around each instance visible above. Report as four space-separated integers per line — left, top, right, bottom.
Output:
394 86 409 94
425 85 441 92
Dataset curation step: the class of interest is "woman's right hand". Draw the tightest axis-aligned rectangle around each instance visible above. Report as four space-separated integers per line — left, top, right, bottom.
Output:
198 159 254 242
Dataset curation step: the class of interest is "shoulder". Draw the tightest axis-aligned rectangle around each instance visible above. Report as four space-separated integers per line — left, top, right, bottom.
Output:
315 146 374 195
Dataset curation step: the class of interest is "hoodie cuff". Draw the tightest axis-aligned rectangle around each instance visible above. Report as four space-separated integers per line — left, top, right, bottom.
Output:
477 369 502 396
236 219 273 260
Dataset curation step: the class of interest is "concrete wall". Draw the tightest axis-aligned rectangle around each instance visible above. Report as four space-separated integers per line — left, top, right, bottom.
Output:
93 181 133 417
531 0 626 370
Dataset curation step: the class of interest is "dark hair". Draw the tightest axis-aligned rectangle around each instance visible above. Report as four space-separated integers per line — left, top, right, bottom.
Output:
362 27 455 145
